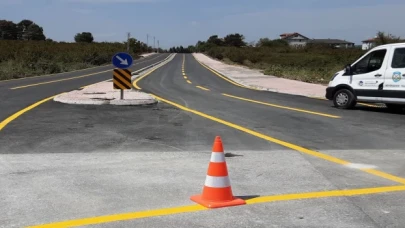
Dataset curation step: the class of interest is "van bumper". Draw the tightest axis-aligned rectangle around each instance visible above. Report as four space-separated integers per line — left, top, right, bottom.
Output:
325 87 334 100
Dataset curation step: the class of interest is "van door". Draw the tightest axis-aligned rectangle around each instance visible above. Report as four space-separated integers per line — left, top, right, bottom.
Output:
382 46 405 104
348 48 388 102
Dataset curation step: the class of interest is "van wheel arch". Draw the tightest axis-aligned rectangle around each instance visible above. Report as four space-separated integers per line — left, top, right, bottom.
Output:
333 85 356 98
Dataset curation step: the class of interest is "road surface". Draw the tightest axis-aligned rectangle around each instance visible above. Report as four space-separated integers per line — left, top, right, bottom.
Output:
1 54 404 228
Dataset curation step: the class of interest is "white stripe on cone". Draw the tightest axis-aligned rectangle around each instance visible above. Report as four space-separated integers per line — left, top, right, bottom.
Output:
204 175 231 188
210 152 225 163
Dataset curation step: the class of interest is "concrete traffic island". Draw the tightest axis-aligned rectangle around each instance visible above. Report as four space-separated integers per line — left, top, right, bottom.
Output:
54 81 157 105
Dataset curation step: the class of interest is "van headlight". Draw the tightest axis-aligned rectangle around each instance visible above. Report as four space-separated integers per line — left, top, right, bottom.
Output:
330 73 339 81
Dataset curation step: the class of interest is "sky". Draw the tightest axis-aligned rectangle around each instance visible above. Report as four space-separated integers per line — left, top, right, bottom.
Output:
1 0 404 48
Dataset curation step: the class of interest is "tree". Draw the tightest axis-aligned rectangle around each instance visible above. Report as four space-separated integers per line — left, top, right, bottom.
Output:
16 19 34 40
375 31 402 45
74 32 94 43
23 23 46 41
0 20 18 40
223 33 246 47
45 38 54 42
207 35 223 46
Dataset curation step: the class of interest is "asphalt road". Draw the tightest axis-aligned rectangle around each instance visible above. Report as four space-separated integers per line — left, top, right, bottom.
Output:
0 53 170 124
1 53 405 228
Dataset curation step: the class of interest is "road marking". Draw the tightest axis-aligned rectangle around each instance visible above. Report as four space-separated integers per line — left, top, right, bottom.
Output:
193 56 256 90
309 97 381 108
28 185 405 228
223 93 341 119
182 73 186 76
132 56 405 185
184 76 187 79
186 80 192 84
132 54 177 90
0 65 111 83
0 95 59 131
10 70 110 90
0 54 165 83
196 86 210 91
149 95 405 184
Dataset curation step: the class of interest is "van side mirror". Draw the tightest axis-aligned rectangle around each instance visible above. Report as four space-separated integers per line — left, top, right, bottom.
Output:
344 64 353 75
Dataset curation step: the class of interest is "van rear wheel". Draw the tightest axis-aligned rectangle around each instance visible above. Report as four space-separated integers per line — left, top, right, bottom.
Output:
333 89 356 109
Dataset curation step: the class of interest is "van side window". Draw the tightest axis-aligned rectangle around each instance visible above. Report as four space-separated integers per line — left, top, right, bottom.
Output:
392 48 405 68
353 49 387 74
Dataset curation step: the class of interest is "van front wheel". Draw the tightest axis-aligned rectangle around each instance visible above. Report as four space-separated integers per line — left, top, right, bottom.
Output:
333 89 356 109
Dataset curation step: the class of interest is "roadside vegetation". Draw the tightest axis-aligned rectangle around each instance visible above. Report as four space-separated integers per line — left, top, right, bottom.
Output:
0 19 161 80
169 32 404 84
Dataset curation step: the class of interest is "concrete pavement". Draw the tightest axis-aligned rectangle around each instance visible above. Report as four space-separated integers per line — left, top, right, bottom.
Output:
1 54 405 227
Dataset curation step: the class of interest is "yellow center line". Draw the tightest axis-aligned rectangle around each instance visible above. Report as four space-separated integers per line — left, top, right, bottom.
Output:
186 80 192 84
10 70 110 90
149 94 405 184
196 86 210 91
28 185 405 228
184 76 187 79
223 93 341 119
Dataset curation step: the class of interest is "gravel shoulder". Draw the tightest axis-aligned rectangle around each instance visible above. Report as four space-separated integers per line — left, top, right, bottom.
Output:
193 53 328 98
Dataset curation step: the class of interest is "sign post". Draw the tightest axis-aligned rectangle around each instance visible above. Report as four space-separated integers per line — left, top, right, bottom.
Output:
112 52 134 99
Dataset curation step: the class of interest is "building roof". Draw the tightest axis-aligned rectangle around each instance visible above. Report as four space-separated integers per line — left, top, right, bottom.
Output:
280 32 310 40
308 39 354 44
362 38 377 43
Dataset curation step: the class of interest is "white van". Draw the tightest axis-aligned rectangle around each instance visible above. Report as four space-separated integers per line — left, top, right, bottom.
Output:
326 43 405 110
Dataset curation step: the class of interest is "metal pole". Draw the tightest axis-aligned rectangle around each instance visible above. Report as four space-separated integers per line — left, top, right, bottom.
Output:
147 34 149 52
120 89 124 100
127 32 130 52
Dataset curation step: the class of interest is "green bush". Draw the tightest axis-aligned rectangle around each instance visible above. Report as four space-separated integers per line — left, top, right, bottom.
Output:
0 40 132 80
205 45 365 84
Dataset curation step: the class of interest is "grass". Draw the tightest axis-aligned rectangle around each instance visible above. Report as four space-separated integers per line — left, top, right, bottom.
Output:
0 40 139 81
205 46 366 84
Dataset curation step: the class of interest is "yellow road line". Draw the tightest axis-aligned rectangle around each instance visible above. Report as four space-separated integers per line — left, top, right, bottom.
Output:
182 73 186 76
10 70 110 90
28 185 405 228
133 57 405 185
0 65 111 83
193 56 256 90
133 54 176 90
150 95 405 184
184 76 187 79
196 86 210 91
246 185 405 204
186 80 192 84
0 95 59 131
223 93 340 119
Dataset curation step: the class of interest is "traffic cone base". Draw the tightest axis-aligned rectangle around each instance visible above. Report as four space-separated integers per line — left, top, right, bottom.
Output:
190 136 246 209
190 194 246 209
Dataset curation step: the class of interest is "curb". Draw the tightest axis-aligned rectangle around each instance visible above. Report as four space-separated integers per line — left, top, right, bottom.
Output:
193 54 327 99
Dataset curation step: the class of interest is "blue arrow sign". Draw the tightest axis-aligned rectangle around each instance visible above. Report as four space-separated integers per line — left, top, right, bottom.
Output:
112 52 133 69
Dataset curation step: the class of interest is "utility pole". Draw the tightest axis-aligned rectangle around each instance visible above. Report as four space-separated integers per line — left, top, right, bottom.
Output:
146 34 149 52
157 40 160 53
153 36 156 53
126 32 130 52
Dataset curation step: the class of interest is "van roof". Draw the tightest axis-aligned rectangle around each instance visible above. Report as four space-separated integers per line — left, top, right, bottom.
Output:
374 43 405 48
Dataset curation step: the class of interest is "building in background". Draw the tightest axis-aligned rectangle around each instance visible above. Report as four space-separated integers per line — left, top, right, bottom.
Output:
279 33 310 47
362 37 378 50
280 32 355 48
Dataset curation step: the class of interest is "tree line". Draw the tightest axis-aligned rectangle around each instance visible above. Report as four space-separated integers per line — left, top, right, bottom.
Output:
0 19 46 41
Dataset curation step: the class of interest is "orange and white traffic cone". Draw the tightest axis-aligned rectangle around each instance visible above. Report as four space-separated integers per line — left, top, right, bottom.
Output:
190 136 246 208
